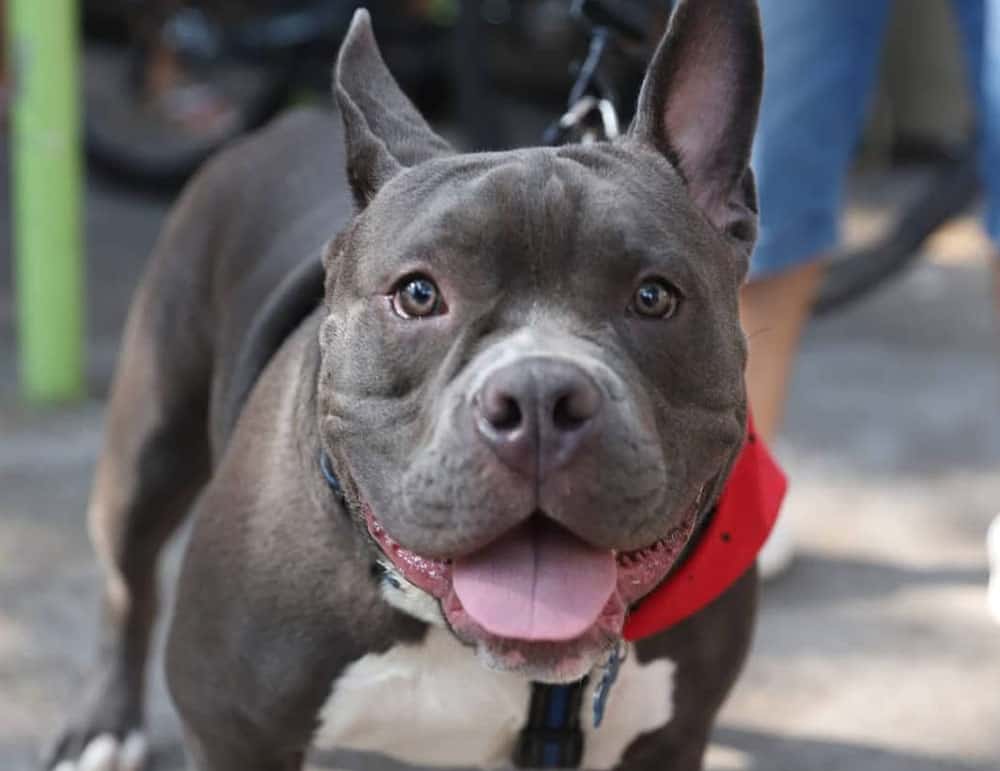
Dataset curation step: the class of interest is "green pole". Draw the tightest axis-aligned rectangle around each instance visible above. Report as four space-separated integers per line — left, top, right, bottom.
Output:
9 0 85 402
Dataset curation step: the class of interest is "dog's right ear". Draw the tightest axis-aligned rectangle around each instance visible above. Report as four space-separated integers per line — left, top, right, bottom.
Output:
334 10 452 208
629 0 763 249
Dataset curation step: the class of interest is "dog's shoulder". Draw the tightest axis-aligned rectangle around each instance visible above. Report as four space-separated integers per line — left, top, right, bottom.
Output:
177 106 350 266
201 106 344 191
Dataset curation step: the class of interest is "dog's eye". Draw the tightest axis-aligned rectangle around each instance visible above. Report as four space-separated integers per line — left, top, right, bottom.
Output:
632 279 680 319
392 275 444 319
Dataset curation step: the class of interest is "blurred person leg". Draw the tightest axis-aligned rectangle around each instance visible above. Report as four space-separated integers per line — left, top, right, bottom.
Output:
979 0 1000 317
958 0 1000 618
747 0 893 576
945 0 1000 309
937 0 1000 619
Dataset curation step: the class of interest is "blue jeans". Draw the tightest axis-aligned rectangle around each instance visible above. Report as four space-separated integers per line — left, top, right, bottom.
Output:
750 0 1000 279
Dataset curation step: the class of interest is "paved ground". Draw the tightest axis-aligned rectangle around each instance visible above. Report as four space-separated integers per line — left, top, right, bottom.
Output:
2 126 999 771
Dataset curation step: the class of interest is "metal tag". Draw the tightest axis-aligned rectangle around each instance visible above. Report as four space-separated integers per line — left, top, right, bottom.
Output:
592 641 627 728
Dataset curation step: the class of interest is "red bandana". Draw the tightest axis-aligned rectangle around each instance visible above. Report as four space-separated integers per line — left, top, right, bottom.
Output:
622 415 787 641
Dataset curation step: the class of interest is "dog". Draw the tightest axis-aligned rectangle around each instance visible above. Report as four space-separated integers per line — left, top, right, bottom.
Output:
46 1 768 769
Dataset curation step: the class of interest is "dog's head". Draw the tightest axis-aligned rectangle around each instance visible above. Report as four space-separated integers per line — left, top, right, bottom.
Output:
318 0 763 682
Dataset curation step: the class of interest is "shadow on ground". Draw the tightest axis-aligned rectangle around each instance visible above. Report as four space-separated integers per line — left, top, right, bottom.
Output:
713 726 995 771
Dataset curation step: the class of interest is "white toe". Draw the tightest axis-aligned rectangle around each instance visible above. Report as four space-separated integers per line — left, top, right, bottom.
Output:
987 515 1000 567
119 731 149 771
78 734 120 771
988 575 1000 624
986 516 1000 624
51 762 75 771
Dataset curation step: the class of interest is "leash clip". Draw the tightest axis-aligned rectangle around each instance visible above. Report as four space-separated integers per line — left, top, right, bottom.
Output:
552 96 620 146
543 22 621 147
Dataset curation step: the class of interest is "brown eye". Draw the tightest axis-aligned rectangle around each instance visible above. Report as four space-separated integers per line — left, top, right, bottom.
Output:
633 279 680 319
392 275 444 319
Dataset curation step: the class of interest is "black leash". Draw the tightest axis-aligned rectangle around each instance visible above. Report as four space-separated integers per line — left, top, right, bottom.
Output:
514 679 589 768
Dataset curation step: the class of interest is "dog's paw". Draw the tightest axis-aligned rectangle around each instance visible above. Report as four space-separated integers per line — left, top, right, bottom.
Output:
43 651 148 771
44 730 147 771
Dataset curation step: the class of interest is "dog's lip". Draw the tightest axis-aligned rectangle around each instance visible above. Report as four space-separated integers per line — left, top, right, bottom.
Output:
362 482 708 608
363 508 683 573
362 491 705 674
364 504 452 597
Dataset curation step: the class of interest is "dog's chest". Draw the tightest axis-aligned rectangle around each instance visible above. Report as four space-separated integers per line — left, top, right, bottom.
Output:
315 628 674 769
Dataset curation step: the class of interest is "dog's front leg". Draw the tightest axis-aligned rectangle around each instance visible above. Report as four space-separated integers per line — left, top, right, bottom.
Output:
163 412 427 771
615 568 758 771
43 240 217 770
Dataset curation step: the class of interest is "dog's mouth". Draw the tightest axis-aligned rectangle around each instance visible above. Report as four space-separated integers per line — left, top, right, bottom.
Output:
364 494 702 681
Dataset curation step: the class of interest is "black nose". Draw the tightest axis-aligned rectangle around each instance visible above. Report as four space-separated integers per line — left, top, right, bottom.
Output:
474 358 604 478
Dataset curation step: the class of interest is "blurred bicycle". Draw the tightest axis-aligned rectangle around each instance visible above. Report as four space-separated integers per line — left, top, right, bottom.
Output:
83 0 983 317
82 0 455 189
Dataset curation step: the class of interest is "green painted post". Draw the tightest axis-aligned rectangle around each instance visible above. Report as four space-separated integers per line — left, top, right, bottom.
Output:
9 0 85 402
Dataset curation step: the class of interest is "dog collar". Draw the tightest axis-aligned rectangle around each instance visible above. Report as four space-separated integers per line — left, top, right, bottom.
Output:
622 416 787 641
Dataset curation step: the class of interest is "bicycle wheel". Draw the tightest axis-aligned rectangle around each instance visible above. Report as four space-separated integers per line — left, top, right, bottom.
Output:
83 42 289 192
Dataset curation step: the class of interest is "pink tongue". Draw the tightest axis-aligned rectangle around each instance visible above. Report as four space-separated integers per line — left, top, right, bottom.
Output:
452 520 617 642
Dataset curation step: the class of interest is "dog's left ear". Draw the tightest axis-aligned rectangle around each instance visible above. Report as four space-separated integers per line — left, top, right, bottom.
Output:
629 0 763 248
334 10 452 207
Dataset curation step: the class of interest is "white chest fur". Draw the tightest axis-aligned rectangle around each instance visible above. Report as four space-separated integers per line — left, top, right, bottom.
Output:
315 627 674 769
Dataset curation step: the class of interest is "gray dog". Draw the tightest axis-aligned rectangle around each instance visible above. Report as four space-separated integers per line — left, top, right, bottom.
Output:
47 1 765 769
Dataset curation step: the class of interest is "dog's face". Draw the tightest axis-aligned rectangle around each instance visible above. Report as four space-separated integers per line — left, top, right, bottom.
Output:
318 1 763 682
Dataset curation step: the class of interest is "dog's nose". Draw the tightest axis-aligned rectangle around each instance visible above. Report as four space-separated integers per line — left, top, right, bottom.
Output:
474 359 603 478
